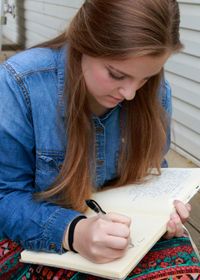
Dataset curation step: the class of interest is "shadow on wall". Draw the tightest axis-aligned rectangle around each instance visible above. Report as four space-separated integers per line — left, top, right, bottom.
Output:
16 0 25 48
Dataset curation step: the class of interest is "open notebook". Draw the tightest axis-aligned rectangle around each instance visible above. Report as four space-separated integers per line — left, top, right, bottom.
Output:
20 168 200 280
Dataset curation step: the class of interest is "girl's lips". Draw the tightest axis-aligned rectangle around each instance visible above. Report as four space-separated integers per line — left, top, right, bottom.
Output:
109 95 123 102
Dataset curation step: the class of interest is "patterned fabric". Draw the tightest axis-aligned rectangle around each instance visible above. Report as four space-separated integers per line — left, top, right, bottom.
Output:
0 237 199 280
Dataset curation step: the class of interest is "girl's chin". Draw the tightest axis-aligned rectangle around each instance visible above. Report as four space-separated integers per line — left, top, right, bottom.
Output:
91 96 121 115
104 100 121 108
99 102 117 109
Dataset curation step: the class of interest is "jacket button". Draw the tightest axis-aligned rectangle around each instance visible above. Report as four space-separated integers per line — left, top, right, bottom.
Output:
96 127 104 133
49 243 56 250
58 164 63 170
97 160 104 166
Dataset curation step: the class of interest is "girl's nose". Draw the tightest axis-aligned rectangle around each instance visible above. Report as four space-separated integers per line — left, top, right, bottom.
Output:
118 81 139 100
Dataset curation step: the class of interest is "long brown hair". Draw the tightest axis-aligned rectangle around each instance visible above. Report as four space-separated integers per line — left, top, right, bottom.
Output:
35 0 183 211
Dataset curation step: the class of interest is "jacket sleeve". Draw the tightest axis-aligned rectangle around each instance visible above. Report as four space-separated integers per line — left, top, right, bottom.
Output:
0 64 80 254
160 79 172 167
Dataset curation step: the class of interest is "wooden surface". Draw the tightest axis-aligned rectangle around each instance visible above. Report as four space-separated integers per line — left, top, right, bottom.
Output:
186 192 200 252
0 37 21 63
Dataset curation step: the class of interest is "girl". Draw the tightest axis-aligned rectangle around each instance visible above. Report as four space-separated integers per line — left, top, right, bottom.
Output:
0 0 199 279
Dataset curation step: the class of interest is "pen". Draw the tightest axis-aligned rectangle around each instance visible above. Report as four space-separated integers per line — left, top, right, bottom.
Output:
85 199 134 247
85 199 106 214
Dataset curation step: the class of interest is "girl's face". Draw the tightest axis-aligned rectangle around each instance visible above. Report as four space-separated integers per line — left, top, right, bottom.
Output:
81 52 170 116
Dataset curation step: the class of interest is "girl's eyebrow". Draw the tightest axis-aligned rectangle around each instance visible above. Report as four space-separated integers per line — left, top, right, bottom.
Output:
108 65 160 80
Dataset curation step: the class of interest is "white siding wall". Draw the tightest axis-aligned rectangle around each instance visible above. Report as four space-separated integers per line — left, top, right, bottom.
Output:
3 0 200 165
3 0 83 47
165 0 200 166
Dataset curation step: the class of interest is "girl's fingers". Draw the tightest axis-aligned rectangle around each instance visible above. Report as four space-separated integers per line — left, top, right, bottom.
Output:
165 213 185 239
165 220 176 239
106 213 131 227
173 200 190 223
170 213 184 235
172 215 184 237
104 235 129 250
164 200 191 240
186 203 192 212
106 222 130 238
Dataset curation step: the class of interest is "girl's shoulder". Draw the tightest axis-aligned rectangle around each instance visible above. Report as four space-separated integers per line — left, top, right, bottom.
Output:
2 46 66 79
0 46 66 120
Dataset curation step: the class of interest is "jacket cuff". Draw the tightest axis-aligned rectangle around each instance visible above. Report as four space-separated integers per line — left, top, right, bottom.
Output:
22 208 81 254
44 208 81 254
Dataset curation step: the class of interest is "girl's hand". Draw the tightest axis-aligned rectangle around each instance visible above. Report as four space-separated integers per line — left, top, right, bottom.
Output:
72 213 131 263
164 200 191 239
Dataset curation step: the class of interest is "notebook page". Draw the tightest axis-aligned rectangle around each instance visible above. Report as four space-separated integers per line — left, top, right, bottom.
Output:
93 168 200 211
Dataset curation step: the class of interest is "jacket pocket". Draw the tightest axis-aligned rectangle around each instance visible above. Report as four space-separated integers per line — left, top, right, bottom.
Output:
35 153 64 192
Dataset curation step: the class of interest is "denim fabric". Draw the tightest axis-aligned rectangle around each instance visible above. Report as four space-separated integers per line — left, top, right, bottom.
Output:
0 46 172 254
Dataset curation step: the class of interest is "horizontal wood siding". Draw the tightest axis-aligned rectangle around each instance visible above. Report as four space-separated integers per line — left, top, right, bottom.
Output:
165 0 200 165
3 0 83 47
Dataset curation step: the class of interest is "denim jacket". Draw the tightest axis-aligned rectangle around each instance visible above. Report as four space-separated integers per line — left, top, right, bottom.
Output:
0 46 172 254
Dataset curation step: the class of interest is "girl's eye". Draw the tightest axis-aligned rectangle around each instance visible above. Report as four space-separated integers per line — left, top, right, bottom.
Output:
108 71 125 81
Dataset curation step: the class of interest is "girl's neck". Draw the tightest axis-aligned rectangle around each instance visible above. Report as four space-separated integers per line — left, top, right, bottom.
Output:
87 94 108 117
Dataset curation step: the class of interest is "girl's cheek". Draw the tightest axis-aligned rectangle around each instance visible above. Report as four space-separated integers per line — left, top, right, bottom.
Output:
95 73 113 89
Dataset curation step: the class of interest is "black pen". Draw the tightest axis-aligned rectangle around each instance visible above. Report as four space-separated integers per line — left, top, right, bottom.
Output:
85 199 106 214
85 199 134 247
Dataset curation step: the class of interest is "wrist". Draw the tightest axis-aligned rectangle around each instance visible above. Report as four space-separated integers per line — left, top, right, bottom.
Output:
62 215 87 252
62 224 70 251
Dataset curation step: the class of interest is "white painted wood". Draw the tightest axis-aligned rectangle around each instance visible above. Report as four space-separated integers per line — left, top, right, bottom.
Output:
0 0 5 51
171 121 200 161
180 29 200 57
166 1 200 163
165 53 200 83
33 0 84 9
178 0 200 4
3 24 48 47
172 98 200 134
179 3 200 30
19 10 67 30
3 0 82 46
166 73 200 108
170 144 200 167
17 1 78 19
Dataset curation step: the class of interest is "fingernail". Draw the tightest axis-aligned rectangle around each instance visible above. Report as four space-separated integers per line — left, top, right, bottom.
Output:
174 200 179 203
187 204 191 211
167 226 174 233
171 213 177 219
